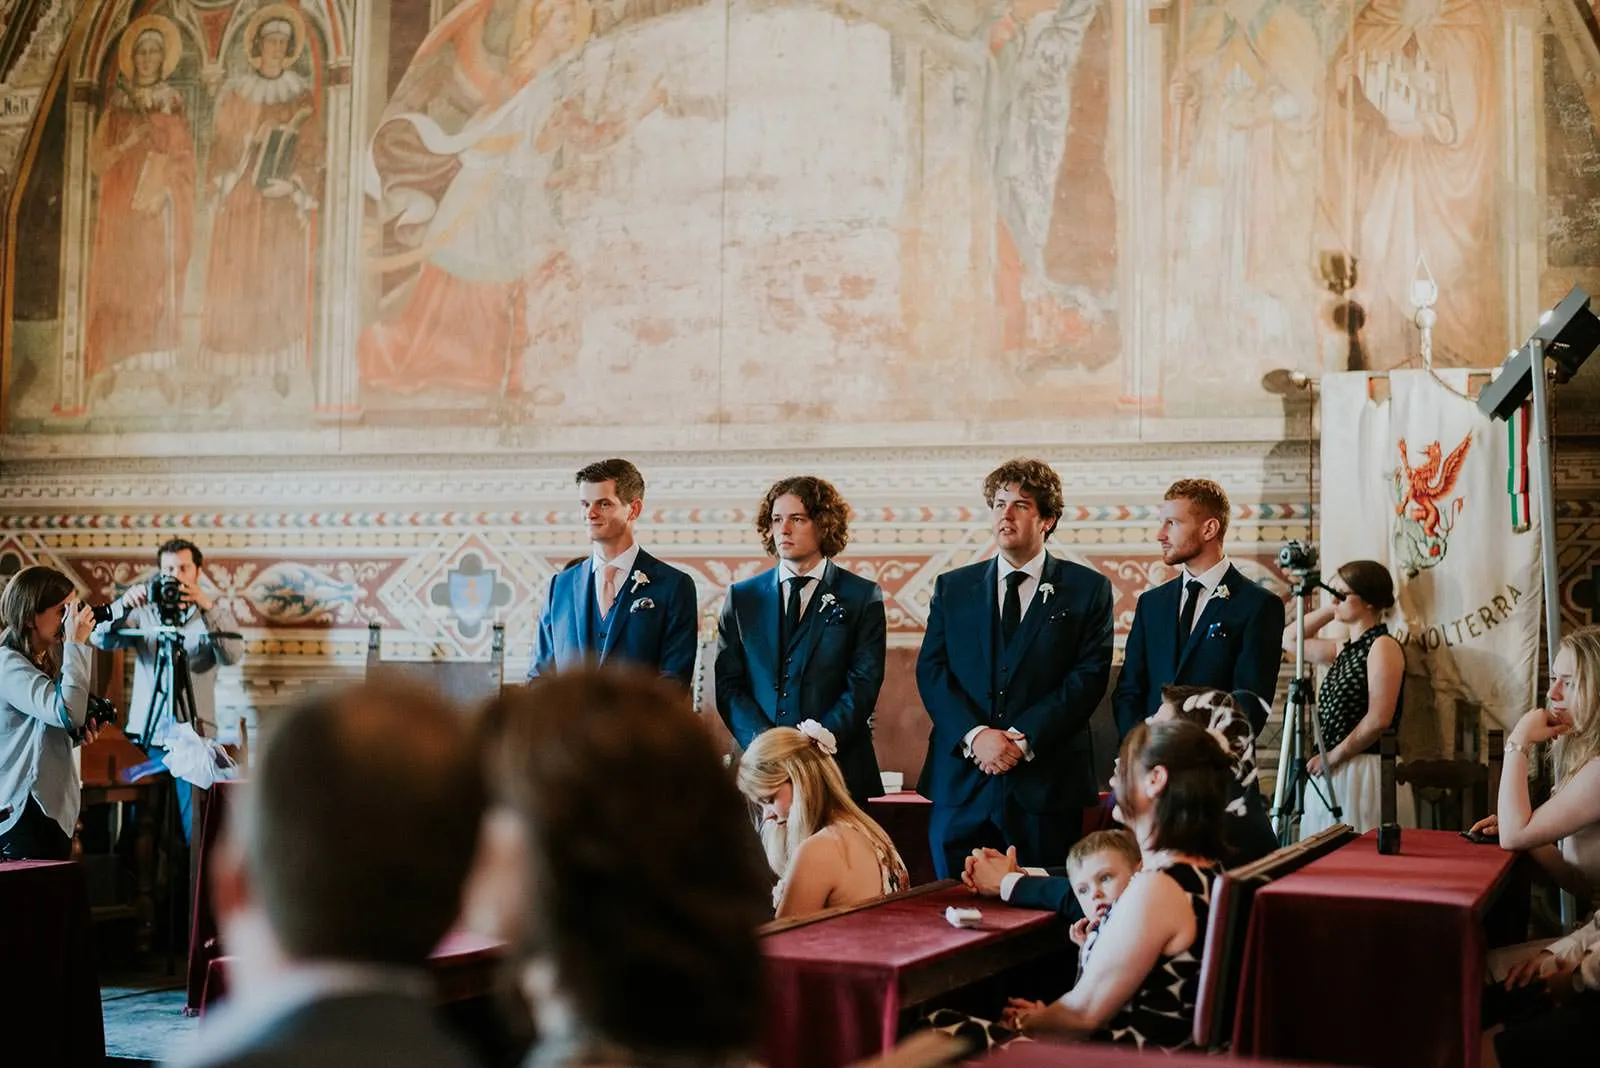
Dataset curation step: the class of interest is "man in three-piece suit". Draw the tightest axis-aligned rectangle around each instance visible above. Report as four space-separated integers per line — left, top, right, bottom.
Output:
715 475 886 807
173 682 483 1068
917 458 1115 879
1112 478 1285 737
528 458 699 688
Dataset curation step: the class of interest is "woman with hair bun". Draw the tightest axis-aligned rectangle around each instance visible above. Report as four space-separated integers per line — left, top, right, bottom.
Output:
1284 558 1414 835
737 721 908 919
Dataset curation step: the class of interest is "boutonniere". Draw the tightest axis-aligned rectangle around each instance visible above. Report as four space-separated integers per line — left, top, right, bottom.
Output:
630 597 656 613
818 592 846 624
1039 582 1055 604
1211 584 1231 601
630 569 650 593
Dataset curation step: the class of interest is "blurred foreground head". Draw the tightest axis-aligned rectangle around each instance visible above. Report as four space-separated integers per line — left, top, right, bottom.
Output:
476 668 770 1061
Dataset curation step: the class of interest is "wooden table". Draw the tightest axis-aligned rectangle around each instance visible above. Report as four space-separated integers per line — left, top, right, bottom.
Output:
1232 828 1526 1068
761 881 1067 1068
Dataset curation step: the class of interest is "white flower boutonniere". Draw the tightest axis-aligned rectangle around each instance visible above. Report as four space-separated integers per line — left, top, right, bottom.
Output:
630 569 650 593
1211 584 1231 601
817 591 846 624
1039 582 1056 604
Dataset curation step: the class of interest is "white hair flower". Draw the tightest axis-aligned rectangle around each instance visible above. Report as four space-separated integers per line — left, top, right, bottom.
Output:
796 719 838 756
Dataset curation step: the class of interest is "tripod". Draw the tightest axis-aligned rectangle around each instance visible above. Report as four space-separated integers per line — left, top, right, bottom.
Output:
136 625 201 976
1270 574 1340 845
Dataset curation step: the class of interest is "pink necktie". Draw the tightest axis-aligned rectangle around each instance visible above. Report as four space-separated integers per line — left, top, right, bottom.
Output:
598 564 620 617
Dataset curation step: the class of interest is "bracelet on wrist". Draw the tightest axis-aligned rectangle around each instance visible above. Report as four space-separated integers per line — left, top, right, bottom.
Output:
1505 739 1532 757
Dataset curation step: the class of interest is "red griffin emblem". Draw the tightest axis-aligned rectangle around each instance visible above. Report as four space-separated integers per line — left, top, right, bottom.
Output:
1392 435 1472 574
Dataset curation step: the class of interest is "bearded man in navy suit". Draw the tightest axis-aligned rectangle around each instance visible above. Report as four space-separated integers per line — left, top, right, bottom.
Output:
528 458 698 688
715 475 886 807
916 458 1114 879
1112 478 1285 737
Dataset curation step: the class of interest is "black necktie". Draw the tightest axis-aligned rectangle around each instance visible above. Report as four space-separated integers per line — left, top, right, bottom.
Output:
1001 571 1028 644
783 576 813 646
1177 578 1205 646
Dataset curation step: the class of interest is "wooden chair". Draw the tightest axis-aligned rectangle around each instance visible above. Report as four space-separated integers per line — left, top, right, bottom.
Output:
1397 724 1504 832
364 622 507 709
1192 824 1358 1051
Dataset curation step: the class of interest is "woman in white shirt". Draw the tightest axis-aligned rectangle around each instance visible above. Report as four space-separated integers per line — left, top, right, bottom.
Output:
737 721 908 919
0 566 97 860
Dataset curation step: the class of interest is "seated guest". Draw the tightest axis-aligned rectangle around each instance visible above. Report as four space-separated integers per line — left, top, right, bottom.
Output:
469 668 772 1068
963 693 1270 917
935 720 1232 1052
169 681 486 1068
1479 626 1600 988
737 721 909 919
1062 830 1141 975
1001 719 1231 1048
1285 559 1414 835
0 566 101 861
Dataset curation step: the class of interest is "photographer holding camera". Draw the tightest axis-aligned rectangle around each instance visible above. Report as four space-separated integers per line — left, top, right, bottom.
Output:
93 538 244 842
0 566 108 860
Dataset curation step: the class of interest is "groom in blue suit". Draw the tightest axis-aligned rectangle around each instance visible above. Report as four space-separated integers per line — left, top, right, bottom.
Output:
528 458 698 688
715 475 886 807
917 459 1114 879
1113 478 1286 737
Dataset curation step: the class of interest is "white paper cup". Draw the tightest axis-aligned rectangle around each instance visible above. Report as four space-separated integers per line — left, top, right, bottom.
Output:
880 771 905 794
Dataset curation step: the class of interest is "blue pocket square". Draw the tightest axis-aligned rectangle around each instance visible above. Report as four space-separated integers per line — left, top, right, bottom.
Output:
1206 621 1229 639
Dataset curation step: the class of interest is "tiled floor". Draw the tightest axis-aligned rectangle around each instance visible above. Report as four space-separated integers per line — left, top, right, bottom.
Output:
102 974 198 1066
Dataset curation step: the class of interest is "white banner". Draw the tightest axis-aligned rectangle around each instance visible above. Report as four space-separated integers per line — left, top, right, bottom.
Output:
1320 370 1541 755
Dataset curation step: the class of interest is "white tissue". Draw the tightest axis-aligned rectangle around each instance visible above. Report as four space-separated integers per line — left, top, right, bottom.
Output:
161 722 239 788
944 906 983 929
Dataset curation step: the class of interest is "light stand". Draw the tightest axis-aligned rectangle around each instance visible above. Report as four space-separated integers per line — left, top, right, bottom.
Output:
1270 570 1341 845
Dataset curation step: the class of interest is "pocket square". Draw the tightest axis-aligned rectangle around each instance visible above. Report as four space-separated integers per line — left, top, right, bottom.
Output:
1205 621 1229 639
630 598 656 613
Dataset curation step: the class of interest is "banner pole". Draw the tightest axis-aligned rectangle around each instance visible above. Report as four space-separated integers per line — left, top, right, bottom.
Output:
1528 338 1562 665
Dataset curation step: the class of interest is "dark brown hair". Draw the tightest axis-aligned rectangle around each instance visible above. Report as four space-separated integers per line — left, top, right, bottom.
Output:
482 669 770 1060
755 475 851 558
243 681 486 965
1164 478 1231 539
1158 684 1217 720
157 538 204 568
574 458 645 504
1335 559 1396 611
1115 719 1233 860
0 565 75 658
982 458 1065 538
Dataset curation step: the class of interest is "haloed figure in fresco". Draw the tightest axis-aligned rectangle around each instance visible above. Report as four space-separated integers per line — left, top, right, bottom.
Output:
359 0 667 399
83 16 196 401
199 5 323 399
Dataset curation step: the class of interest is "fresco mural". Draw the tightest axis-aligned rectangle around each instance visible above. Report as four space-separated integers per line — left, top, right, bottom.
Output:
0 0 1595 444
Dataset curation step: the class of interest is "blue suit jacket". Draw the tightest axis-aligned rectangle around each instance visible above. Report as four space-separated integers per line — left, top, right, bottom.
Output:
916 552 1114 816
1112 563 1285 737
713 562 886 804
527 547 698 688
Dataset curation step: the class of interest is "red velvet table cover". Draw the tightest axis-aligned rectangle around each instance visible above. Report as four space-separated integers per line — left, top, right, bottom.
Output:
187 779 242 1012
762 883 1061 1068
0 860 105 1066
1232 829 1520 1068
973 1038 1328 1066
200 929 507 1015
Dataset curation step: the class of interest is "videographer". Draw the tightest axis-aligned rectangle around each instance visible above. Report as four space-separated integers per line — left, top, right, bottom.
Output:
93 538 244 842
0 566 106 860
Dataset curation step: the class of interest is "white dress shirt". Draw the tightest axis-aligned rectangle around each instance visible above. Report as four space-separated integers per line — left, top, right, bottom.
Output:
591 542 643 615
1178 556 1232 633
777 558 830 620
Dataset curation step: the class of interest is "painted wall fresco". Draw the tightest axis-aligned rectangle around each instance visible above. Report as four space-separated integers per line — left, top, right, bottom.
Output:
1 0 1593 447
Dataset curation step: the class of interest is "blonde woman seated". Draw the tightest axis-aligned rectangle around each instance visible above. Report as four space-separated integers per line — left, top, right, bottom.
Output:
738 721 909 919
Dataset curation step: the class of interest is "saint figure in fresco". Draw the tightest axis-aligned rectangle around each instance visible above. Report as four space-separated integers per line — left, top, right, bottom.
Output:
359 0 666 396
198 5 324 395
1163 0 1321 393
1323 0 1501 368
83 16 196 393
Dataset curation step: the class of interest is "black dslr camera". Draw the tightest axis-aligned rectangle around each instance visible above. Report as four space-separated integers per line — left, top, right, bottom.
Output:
1277 539 1319 577
149 572 187 626
70 694 119 744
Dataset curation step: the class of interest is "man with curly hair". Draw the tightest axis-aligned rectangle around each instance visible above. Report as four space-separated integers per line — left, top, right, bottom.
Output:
917 458 1114 877
714 475 887 807
1111 478 1285 737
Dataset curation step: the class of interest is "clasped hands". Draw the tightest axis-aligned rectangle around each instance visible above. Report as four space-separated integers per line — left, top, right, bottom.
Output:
971 727 1023 775
1502 950 1583 1004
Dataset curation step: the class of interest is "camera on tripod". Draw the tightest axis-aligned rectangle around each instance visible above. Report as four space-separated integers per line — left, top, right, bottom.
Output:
149 572 187 626
1277 539 1319 577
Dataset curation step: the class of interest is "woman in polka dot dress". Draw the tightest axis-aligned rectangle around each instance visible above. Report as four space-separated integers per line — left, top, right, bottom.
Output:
1284 559 1415 835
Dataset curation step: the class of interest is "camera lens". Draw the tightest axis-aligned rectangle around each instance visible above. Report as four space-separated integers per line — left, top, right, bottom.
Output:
91 603 114 625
